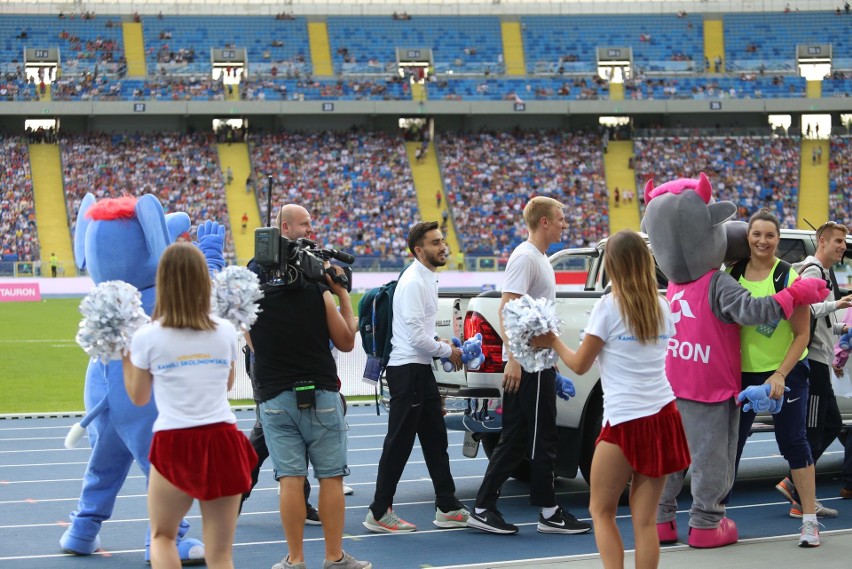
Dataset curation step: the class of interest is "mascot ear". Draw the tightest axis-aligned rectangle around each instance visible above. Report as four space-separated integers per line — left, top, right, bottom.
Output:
708 201 737 227
696 172 712 204
724 220 750 264
135 195 171 258
165 212 191 243
74 193 97 270
643 179 655 204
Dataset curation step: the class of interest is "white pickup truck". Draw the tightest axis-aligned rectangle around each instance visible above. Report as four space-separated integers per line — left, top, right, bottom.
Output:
434 229 852 483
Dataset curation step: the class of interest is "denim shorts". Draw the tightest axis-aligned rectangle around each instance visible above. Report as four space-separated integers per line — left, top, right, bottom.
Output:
260 389 350 479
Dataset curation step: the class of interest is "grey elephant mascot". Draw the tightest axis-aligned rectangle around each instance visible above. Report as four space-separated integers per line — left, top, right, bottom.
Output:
641 173 828 548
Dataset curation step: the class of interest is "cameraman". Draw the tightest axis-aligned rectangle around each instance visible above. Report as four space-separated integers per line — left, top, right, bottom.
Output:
243 204 320 523
248 204 369 569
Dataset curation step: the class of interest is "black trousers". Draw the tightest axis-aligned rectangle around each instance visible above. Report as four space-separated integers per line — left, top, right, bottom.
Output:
369 363 459 518
806 359 843 463
475 367 558 511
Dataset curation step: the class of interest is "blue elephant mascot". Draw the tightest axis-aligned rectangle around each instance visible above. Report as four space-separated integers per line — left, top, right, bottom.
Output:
61 193 224 563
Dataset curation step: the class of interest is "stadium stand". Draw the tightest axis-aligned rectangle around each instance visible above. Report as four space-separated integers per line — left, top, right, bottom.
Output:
326 16 504 75
438 130 608 257
0 136 39 265
724 12 852 71
521 14 703 75
58 132 236 262
250 131 418 269
0 15 124 75
829 136 852 227
141 15 311 76
624 73 807 99
633 135 801 227
427 76 608 100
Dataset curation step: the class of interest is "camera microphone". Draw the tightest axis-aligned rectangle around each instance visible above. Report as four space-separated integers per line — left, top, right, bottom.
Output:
325 248 355 265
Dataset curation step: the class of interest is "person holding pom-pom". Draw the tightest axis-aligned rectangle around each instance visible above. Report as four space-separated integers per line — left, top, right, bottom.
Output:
532 229 690 569
123 243 257 569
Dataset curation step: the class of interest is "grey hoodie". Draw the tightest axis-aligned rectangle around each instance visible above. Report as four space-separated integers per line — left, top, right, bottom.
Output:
794 255 845 365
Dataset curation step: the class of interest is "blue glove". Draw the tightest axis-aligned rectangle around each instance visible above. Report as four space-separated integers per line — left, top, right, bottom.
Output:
737 384 789 414
555 372 576 401
194 219 225 275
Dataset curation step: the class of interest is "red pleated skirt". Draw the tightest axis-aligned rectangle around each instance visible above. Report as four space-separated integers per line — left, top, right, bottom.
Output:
149 422 258 501
596 401 691 478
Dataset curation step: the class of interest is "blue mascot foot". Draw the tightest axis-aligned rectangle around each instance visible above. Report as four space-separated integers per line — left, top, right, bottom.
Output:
60 529 101 555
145 537 206 566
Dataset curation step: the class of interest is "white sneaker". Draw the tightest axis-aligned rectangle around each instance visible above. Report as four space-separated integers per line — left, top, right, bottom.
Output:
799 519 821 547
343 484 354 495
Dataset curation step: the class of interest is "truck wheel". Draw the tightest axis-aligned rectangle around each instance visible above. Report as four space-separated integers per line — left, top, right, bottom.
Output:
480 433 531 482
578 393 603 485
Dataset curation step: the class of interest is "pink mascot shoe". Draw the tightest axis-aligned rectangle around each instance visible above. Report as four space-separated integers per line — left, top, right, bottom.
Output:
687 517 738 548
657 520 678 544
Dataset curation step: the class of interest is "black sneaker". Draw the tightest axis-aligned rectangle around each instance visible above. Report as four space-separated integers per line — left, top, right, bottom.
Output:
537 507 591 534
467 509 518 535
306 504 322 525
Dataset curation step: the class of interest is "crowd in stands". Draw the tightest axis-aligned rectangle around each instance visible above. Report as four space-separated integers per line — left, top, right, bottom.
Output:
52 73 121 100
58 132 236 262
249 131 417 265
0 136 39 262
633 135 800 226
438 130 608 257
829 136 852 226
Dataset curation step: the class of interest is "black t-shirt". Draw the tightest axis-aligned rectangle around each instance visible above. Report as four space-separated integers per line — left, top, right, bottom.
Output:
248 263 339 401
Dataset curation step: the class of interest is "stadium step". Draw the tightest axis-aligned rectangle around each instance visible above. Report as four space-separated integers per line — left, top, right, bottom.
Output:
122 21 147 77
610 83 624 101
29 143 75 276
405 140 463 270
604 140 641 234
807 80 822 98
411 82 427 101
308 21 334 77
217 142 259 265
500 21 526 76
703 17 725 73
798 138 829 228
38 83 51 101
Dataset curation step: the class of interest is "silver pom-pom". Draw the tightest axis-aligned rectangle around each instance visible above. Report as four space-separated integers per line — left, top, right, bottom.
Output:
211 266 264 332
502 295 561 372
76 281 150 363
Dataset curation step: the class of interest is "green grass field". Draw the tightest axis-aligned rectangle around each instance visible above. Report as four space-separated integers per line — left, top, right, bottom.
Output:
0 293 364 414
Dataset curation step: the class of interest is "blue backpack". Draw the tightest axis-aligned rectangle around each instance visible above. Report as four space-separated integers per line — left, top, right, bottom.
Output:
358 264 411 369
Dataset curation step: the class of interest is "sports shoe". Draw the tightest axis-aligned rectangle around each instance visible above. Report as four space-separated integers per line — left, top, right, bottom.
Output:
775 477 798 504
840 487 852 500
789 501 839 519
272 556 307 569
343 484 354 496
434 506 470 528
537 507 592 534
798 519 821 548
306 504 322 525
322 550 372 569
363 508 416 533
467 508 518 535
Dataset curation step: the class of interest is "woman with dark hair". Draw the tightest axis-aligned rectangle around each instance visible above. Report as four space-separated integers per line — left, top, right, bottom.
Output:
123 243 256 569
730 208 821 547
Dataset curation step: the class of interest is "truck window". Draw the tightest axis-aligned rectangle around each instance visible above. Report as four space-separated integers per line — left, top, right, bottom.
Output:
777 238 808 265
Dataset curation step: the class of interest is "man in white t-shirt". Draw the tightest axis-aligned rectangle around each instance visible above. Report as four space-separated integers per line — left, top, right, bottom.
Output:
468 196 591 536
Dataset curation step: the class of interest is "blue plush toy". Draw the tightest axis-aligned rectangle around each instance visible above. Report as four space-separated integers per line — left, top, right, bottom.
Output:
441 333 485 371
737 383 788 414
839 330 852 353
60 194 222 564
